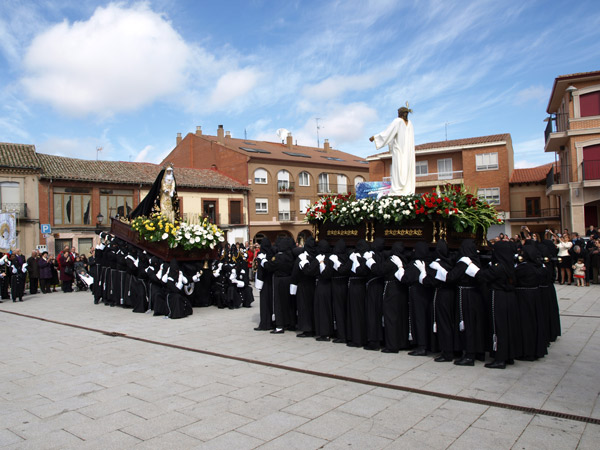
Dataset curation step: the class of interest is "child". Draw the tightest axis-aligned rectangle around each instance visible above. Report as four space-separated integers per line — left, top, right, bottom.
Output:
572 258 586 287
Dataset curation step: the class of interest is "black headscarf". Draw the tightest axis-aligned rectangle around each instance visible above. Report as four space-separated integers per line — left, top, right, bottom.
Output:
317 240 330 255
390 242 407 264
413 241 429 261
459 239 480 267
492 240 516 284
354 239 369 254
260 237 274 259
434 239 453 270
332 239 348 262
303 237 318 257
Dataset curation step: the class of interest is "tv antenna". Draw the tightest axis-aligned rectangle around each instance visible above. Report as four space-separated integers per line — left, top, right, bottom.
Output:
315 118 323 148
444 122 455 141
96 146 103 160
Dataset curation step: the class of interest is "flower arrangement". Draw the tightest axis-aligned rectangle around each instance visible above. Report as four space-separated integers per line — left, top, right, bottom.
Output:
305 184 503 233
130 213 224 250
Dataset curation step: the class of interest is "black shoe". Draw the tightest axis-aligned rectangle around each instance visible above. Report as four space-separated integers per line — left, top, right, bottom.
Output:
506 359 515 365
19 298 23 302
316 336 330 341
297 332 315 338
254 327 269 331
434 355 453 362
484 360 506 369
286 326 297 332
13 299 16 302
454 357 474 366
270 328 284 334
364 343 380 351
332 338 346 344
346 342 361 347
381 348 399 354
408 349 427 356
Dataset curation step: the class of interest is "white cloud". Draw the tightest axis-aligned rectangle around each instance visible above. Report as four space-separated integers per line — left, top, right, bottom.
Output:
206 68 261 111
515 85 548 105
20 2 190 117
302 73 383 100
36 136 104 160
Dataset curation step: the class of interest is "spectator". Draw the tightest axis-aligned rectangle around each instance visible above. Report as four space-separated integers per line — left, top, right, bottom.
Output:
557 233 573 285
27 250 40 294
572 257 586 287
58 245 75 292
38 251 52 294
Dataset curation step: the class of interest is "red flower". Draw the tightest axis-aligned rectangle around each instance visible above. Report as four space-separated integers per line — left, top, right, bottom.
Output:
444 208 449 214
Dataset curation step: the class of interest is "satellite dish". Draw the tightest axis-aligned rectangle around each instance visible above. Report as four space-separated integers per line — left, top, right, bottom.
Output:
276 128 290 140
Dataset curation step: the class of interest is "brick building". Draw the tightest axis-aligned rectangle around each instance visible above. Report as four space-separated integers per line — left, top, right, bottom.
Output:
161 126 370 243
509 162 560 237
367 134 514 236
544 70 600 233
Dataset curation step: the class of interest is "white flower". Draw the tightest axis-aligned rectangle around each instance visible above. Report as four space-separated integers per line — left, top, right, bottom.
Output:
162 233 168 240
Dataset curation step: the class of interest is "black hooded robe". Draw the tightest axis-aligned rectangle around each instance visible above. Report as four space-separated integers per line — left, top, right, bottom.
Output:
381 242 410 352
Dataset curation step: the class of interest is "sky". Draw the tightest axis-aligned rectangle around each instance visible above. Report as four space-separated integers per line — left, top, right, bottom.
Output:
1 0 599 169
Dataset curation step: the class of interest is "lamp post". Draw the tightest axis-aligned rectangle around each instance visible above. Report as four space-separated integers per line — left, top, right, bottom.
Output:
96 212 104 228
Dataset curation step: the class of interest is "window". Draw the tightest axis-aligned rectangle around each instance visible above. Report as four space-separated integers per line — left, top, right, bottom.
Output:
337 174 348 194
415 160 428 176
476 153 498 170
478 187 500 205
53 187 91 225
78 238 93 256
437 159 453 179
54 238 72 256
580 91 600 117
229 200 242 225
203 200 217 223
255 198 268 214
354 176 365 187
298 171 310 186
318 173 330 193
278 198 291 221
299 199 311 214
277 169 290 190
0 181 19 205
526 197 541 217
99 189 133 220
254 168 268 184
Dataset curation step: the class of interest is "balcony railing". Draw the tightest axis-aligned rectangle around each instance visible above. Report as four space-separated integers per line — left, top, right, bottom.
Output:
278 210 295 222
317 183 352 195
544 119 554 144
415 170 464 183
582 160 600 181
0 202 27 217
509 208 560 219
546 163 569 189
277 180 295 194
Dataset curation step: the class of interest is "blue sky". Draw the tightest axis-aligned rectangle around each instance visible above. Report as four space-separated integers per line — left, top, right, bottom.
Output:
1 0 599 168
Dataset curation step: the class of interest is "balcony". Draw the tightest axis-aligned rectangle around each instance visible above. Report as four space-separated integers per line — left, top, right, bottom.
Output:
278 210 295 222
317 183 352 195
0 202 27 218
543 114 570 153
509 208 560 221
277 180 295 194
415 170 464 187
546 163 569 194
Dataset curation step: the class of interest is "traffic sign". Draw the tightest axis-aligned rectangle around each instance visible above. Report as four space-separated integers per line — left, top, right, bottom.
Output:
41 224 51 234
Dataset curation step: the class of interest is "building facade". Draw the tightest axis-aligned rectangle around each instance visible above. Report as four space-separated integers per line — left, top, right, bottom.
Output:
162 126 370 243
545 70 600 233
368 134 514 236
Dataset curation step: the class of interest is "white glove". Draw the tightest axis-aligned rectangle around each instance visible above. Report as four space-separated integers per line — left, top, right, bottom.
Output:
133 258 139 267
414 260 426 284
363 251 374 260
429 261 442 271
329 254 341 270
12 266 17 274
156 265 164 280
236 280 245 288
176 280 183 290
22 263 28 271
458 256 472 266
255 278 264 290
316 254 325 263
229 270 238 282
180 273 188 285
390 255 403 269
97 243 106 250
192 272 201 282
290 284 297 295
465 263 480 277
394 267 405 282
366 258 375 269
299 251 308 261
257 252 266 260
261 258 267 267
161 273 169 284
435 268 448 282
299 259 310 270
349 253 359 263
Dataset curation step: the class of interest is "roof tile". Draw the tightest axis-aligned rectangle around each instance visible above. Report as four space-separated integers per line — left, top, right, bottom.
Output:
0 143 41 170
509 162 554 184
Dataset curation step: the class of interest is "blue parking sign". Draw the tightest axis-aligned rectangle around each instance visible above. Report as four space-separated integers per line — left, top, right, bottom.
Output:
41 224 51 234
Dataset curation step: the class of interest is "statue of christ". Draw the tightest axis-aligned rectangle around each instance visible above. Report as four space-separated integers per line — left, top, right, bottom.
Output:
369 105 415 196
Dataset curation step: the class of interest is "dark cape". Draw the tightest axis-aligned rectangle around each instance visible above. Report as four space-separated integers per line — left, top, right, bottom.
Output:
128 168 180 220
381 242 410 352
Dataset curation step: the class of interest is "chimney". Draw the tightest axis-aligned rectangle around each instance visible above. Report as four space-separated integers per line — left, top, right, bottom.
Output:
217 125 224 143
196 126 202 136
176 133 182 145
323 139 330 152
286 132 293 149
225 131 231 139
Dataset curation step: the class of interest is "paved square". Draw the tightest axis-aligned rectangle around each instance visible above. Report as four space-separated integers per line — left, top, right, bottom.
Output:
0 284 598 449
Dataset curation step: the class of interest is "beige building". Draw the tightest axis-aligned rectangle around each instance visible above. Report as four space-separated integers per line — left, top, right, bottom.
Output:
0 143 41 255
545 70 600 233
162 126 370 243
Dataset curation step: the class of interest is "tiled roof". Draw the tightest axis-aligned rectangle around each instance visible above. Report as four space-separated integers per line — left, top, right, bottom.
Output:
555 70 600 80
547 70 600 113
510 162 554 184
0 143 41 170
197 134 369 169
37 153 247 190
367 134 511 159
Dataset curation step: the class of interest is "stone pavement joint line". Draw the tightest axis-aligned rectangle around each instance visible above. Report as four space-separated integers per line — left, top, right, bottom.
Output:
2 308 599 427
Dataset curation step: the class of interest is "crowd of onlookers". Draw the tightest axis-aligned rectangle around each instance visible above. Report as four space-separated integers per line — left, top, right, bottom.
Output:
0 246 95 302
490 225 600 287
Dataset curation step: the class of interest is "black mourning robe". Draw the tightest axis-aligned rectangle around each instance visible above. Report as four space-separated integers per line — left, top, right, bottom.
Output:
381 242 410 352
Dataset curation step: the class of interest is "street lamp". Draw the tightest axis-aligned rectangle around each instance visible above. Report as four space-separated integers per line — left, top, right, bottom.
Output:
96 212 104 227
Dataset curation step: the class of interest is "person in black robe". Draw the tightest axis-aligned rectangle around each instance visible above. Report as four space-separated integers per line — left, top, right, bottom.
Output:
308 240 335 341
381 242 410 353
346 239 370 347
26 251 40 295
363 238 386 351
428 239 456 362
162 259 193 319
211 254 231 309
264 237 296 334
469 240 521 369
146 257 168 315
438 239 486 366
405 242 434 356
329 239 352 343
539 240 561 343
1 253 10 300
515 244 547 360
293 237 317 337
10 253 27 302
254 238 275 330
228 259 253 308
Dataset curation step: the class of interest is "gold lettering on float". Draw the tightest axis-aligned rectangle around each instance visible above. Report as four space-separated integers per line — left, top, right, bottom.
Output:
384 228 423 237
326 229 358 236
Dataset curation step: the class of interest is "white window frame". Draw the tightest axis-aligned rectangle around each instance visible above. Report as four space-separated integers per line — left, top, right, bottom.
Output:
255 198 268 214
354 176 365 187
415 160 428 177
254 168 268 184
318 173 330 193
299 199 311 214
477 187 500 205
476 153 499 171
298 171 310 187
437 158 453 180
337 174 348 194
